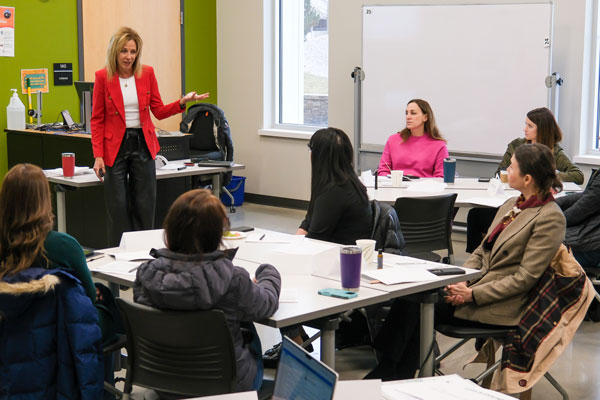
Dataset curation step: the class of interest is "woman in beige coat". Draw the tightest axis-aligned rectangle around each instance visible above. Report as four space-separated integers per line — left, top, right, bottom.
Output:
366 143 566 381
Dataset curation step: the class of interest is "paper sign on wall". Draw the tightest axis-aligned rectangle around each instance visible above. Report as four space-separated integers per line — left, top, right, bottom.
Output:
21 69 49 94
0 6 15 57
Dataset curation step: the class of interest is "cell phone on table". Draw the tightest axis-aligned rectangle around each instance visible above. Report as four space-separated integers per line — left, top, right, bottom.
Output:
428 267 466 276
318 288 358 299
230 226 254 232
478 177 490 182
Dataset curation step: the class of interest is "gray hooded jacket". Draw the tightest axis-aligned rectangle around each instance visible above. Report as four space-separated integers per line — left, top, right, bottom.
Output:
133 248 281 391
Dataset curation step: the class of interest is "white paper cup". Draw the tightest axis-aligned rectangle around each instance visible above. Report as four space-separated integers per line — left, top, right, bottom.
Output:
356 239 377 265
391 170 404 187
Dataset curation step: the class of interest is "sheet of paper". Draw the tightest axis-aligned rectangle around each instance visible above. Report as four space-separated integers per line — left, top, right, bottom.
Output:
245 232 293 243
119 229 165 251
405 180 446 193
279 288 298 303
89 261 139 276
460 196 509 208
382 374 515 400
161 163 182 170
361 266 438 285
108 250 154 262
333 379 382 399
44 166 94 177
562 181 582 192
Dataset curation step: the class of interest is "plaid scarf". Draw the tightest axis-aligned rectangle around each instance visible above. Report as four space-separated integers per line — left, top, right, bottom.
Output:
501 266 586 372
487 194 554 245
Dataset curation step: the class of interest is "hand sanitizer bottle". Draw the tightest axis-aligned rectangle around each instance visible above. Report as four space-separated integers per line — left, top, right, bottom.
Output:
6 89 25 130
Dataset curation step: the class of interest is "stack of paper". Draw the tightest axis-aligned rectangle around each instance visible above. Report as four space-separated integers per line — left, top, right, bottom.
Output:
382 374 514 399
361 266 438 285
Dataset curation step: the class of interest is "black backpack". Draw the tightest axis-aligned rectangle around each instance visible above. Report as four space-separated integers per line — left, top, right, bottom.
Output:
180 103 234 185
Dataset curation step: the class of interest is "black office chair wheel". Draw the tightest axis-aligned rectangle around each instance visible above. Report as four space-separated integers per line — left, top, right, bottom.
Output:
229 205 236 213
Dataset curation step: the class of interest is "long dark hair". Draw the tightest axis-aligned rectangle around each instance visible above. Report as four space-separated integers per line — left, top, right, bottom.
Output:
514 143 562 200
526 107 562 150
0 164 54 278
163 189 229 254
399 99 445 142
307 128 368 216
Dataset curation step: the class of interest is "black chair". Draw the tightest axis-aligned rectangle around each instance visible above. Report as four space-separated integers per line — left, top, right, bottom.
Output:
180 103 237 211
116 299 239 399
103 334 128 399
435 324 568 399
393 193 457 263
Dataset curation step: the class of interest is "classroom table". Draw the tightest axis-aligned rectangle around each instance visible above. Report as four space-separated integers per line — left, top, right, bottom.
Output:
366 177 582 208
89 228 480 375
44 161 245 234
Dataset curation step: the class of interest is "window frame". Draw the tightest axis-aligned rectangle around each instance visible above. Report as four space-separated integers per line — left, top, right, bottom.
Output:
261 0 328 138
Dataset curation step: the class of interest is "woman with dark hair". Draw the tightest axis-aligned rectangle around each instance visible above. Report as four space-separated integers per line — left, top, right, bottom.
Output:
297 127 373 244
134 189 281 392
367 143 565 381
466 107 581 253
378 99 449 177
0 164 104 398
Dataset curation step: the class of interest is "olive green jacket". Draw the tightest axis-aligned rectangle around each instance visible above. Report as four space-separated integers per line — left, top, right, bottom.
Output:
496 138 583 184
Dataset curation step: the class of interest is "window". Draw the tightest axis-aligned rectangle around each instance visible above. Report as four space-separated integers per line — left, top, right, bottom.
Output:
277 0 328 128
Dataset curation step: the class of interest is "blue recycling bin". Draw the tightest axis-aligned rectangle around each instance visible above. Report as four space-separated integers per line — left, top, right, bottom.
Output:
221 176 246 206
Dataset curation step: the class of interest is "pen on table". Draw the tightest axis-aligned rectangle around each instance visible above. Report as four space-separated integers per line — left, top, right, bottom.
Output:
177 166 187 171
128 265 141 273
86 254 105 262
259 234 266 241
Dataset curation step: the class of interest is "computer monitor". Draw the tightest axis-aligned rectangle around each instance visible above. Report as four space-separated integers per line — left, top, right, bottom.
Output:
74 81 94 132
273 336 338 400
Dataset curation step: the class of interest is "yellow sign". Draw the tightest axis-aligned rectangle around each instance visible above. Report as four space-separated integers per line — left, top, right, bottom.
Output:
21 68 49 94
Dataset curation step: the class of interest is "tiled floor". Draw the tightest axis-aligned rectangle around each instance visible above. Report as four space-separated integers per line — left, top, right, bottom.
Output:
109 203 600 399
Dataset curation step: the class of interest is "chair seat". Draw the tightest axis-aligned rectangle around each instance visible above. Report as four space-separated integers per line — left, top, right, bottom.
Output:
436 324 511 340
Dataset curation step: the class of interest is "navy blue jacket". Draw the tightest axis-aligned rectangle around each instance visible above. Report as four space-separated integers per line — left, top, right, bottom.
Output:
0 268 104 399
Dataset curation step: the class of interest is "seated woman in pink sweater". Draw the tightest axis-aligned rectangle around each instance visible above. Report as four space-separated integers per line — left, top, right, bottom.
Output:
378 99 449 177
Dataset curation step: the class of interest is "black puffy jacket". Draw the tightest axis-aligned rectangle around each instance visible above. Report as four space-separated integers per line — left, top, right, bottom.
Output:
556 169 600 252
370 200 407 255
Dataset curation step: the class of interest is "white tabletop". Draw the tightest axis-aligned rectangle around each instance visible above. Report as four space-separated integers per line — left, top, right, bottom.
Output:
44 161 245 187
367 177 582 208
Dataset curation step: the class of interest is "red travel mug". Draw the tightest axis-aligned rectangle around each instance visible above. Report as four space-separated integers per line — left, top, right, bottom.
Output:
62 152 75 178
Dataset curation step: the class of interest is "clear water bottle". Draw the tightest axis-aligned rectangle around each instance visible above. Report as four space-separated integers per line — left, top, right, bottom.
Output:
6 89 25 130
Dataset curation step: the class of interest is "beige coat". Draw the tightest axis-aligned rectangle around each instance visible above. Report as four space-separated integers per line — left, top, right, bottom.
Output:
469 245 595 394
454 197 566 326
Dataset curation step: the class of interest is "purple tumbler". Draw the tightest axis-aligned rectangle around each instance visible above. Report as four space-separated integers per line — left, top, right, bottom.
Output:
340 246 362 292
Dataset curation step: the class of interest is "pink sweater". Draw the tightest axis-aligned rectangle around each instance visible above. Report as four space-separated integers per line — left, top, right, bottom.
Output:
378 133 449 177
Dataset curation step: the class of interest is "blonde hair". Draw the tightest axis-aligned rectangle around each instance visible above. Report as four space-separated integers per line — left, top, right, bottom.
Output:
106 26 143 79
399 99 446 143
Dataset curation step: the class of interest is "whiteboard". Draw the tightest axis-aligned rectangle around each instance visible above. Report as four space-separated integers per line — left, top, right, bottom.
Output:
361 4 553 156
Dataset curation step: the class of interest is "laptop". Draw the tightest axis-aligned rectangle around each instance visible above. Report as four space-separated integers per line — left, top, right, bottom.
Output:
272 336 338 400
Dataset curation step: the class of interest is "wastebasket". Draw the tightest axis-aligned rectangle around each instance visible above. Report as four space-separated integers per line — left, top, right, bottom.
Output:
221 176 246 206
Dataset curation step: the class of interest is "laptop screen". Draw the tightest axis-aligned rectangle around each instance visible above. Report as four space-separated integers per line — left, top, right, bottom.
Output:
273 336 338 400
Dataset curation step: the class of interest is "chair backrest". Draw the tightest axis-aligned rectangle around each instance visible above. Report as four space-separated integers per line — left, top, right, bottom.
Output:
370 199 407 255
116 298 238 397
393 193 457 255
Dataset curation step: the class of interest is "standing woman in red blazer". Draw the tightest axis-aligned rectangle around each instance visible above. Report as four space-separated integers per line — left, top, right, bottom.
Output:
91 27 208 246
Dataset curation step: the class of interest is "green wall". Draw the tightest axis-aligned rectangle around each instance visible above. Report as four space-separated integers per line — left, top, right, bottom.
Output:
0 0 80 179
185 0 218 104
0 0 218 181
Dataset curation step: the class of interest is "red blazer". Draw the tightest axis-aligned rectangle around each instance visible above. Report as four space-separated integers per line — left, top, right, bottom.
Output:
90 65 183 167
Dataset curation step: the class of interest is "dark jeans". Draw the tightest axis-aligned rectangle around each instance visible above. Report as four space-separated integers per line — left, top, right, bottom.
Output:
466 207 498 253
369 297 507 381
104 128 156 247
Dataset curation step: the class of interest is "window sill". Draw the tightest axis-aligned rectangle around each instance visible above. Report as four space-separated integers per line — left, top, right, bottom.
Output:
574 155 600 165
258 128 312 140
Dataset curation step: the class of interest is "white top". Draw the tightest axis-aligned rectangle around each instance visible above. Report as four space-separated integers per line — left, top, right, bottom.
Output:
119 76 141 128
